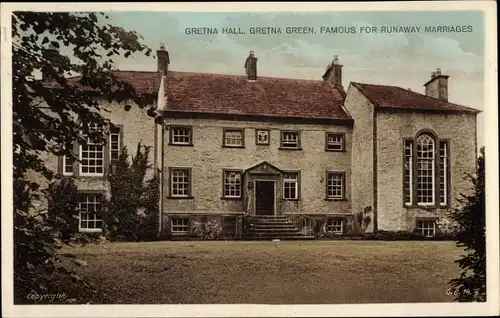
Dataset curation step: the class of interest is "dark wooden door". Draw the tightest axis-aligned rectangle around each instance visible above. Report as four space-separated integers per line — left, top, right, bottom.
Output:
255 181 275 215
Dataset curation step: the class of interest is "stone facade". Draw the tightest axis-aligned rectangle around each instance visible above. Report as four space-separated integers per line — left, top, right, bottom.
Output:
376 110 477 231
161 118 353 235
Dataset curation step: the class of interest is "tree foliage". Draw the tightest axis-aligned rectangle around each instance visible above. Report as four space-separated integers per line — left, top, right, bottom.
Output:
448 147 486 302
106 143 158 241
12 12 153 303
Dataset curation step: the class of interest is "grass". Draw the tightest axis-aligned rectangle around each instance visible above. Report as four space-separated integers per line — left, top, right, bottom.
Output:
64 240 463 304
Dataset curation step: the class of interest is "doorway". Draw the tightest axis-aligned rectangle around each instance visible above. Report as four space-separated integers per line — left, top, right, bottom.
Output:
254 180 275 215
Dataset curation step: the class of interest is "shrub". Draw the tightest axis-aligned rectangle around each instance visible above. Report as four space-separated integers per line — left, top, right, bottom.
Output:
191 218 223 239
447 147 486 301
106 143 156 241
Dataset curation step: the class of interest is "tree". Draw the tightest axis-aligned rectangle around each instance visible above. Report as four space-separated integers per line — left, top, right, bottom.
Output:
106 143 153 241
12 12 154 303
448 147 486 301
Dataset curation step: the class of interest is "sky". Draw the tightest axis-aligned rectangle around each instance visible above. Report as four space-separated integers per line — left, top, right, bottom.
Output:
103 11 485 146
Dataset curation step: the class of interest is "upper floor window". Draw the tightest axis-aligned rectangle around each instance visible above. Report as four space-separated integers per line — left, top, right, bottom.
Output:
169 126 193 146
403 132 449 207
80 123 105 177
326 171 345 200
280 131 301 149
109 126 121 172
169 167 192 198
325 133 345 151
256 129 270 145
60 124 122 177
223 128 245 148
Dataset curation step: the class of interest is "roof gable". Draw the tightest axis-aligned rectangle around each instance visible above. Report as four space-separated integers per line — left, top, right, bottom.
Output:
351 82 480 114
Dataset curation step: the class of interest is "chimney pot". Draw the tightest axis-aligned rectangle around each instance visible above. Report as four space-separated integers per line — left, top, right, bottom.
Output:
431 71 436 78
435 68 441 76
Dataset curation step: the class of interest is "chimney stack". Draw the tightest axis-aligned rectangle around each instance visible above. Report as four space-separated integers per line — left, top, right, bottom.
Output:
41 43 59 81
244 50 258 81
424 67 449 102
157 44 170 75
322 55 343 88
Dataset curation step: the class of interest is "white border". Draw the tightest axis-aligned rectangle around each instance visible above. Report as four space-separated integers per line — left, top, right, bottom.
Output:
1 2 498 317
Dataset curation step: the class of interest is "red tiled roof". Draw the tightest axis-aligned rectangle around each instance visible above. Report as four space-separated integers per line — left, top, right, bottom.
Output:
351 82 480 113
50 71 350 120
111 71 350 120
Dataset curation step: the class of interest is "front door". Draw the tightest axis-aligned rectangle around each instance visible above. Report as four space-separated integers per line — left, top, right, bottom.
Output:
255 181 275 215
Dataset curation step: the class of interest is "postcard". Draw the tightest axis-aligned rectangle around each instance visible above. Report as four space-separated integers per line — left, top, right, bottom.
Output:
1 1 498 317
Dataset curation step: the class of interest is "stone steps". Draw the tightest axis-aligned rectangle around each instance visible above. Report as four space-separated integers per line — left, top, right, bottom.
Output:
244 215 308 240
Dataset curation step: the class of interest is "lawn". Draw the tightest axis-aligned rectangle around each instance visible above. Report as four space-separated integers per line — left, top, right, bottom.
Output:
65 240 463 304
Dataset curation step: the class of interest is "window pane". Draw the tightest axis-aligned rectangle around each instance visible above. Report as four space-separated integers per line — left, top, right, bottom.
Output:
171 169 190 196
326 134 343 150
404 140 413 205
80 126 105 176
78 194 103 231
282 132 299 148
172 127 191 144
439 141 448 205
224 171 241 197
416 134 435 205
327 173 343 198
224 130 243 147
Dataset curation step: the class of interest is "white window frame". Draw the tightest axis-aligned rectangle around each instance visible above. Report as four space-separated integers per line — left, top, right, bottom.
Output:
79 124 105 177
170 168 191 198
283 172 298 200
404 140 413 206
281 131 299 149
327 172 344 199
223 128 244 147
416 134 435 206
418 220 436 237
62 155 74 176
78 193 103 233
223 170 242 198
171 218 189 233
109 128 121 169
327 218 343 235
439 141 448 206
326 133 344 151
171 126 192 145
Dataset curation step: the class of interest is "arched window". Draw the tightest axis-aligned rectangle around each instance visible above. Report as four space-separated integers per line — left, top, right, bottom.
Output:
403 132 449 207
416 134 435 205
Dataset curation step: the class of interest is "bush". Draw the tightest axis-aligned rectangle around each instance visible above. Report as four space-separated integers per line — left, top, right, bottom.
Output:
106 143 158 241
191 218 223 239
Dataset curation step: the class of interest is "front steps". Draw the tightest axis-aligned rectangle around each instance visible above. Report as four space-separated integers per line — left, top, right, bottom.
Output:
245 215 314 240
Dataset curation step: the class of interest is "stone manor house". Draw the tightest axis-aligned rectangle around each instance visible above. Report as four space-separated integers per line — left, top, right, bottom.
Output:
37 46 480 239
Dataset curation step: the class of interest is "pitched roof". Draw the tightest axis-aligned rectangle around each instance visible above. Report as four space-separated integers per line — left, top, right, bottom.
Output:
351 82 481 113
49 71 350 120
119 71 350 120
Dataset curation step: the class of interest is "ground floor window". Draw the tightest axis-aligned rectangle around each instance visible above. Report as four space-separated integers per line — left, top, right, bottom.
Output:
327 218 344 235
171 218 189 233
417 219 436 237
283 172 299 200
78 193 104 232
